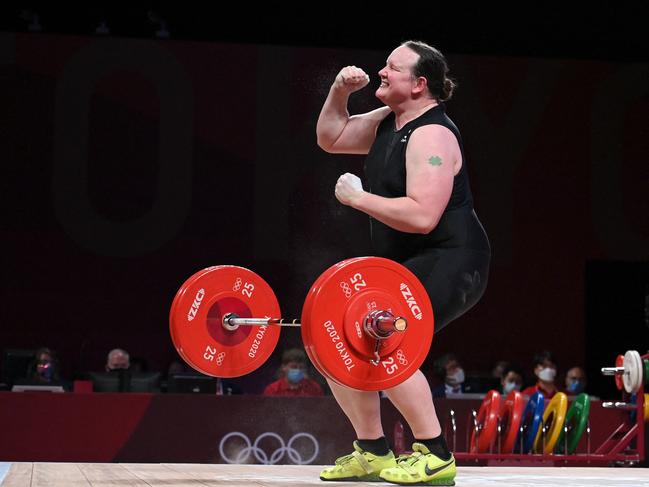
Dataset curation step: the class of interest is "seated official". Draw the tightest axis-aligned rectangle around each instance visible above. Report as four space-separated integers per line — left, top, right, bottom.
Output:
88 348 160 393
14 347 71 391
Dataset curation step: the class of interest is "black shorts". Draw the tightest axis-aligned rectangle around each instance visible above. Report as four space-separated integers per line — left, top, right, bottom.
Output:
402 248 490 332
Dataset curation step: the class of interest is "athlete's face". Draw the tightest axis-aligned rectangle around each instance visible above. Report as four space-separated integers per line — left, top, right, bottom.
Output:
376 45 421 104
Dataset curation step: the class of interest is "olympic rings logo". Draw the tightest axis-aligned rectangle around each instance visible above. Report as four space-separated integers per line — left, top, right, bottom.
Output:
396 349 408 366
219 431 320 465
215 352 226 366
339 281 352 298
233 278 242 292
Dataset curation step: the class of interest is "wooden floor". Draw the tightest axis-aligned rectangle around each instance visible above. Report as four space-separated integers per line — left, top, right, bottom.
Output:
1 463 649 487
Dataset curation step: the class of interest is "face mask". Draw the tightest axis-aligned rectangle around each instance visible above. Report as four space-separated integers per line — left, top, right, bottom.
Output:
503 381 519 394
567 380 583 394
446 368 465 386
108 365 129 372
538 367 556 382
38 362 54 381
286 368 305 384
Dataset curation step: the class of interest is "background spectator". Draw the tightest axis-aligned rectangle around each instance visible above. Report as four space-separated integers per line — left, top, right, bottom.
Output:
105 348 130 371
432 353 467 398
264 348 323 397
521 350 559 399
501 364 524 395
565 366 587 395
18 347 71 391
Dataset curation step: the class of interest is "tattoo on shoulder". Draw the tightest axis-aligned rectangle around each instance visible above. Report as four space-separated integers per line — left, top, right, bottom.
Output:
428 155 442 166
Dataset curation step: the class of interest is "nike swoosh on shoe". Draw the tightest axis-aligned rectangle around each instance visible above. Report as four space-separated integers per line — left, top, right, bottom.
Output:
424 459 454 476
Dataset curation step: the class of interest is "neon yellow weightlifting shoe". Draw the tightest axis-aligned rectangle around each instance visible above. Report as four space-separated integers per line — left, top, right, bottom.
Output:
320 440 397 482
379 442 456 486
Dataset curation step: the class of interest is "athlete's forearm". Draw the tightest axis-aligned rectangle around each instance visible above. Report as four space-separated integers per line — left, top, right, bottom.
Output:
316 86 350 150
351 192 439 234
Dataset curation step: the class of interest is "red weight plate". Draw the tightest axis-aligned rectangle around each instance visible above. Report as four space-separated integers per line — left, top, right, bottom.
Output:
302 264 337 382
615 354 624 391
169 266 217 366
470 390 501 453
303 257 412 388
302 257 367 383
302 257 434 391
499 390 525 453
169 265 281 377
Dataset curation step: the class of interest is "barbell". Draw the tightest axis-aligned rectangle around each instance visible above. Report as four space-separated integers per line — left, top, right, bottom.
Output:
169 257 434 391
601 350 646 394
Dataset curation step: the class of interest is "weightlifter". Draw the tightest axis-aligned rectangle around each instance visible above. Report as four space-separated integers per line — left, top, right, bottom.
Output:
316 40 491 485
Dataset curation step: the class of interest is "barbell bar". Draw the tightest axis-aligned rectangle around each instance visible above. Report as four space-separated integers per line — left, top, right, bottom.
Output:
221 311 408 335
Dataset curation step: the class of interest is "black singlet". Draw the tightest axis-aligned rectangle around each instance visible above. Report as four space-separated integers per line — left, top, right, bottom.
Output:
364 103 491 330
